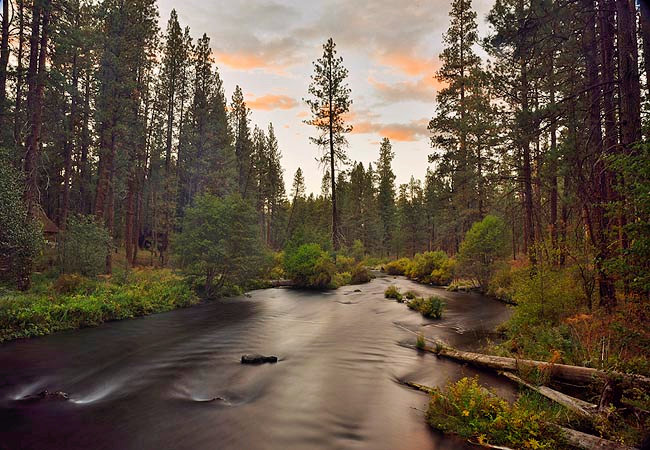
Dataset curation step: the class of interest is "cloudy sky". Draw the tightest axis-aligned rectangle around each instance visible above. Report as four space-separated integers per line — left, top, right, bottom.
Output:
157 0 494 194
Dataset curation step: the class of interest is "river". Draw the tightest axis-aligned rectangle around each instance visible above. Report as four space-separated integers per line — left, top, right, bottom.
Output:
0 274 513 449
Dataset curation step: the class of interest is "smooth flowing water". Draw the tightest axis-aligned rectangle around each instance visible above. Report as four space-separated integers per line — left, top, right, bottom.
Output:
0 275 513 450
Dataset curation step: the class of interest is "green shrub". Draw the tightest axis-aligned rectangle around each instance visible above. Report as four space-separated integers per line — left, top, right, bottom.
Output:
405 290 417 300
384 258 410 275
416 332 426 349
174 194 267 298
350 263 371 284
59 215 111 277
284 243 337 289
335 255 355 273
408 295 445 319
333 271 352 287
384 285 403 301
405 251 453 285
457 215 509 289
426 377 562 449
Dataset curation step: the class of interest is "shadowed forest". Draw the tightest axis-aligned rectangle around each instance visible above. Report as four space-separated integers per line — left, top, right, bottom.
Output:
0 0 649 448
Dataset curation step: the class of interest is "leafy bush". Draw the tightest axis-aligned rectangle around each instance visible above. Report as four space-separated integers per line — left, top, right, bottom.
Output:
0 268 199 342
426 377 562 449
348 239 365 262
457 215 509 289
408 295 445 319
350 263 371 284
0 151 43 289
59 215 111 277
174 194 267 297
384 285 403 301
405 290 417 300
284 243 337 289
405 251 454 285
335 255 355 273
333 271 351 287
384 258 410 275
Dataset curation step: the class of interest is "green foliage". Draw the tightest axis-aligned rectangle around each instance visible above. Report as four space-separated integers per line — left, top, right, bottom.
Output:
348 239 365 262
405 290 417 300
384 257 410 275
405 251 454 285
0 152 43 289
335 255 355 273
457 215 509 288
384 285 403 301
284 243 337 289
607 143 650 294
426 377 563 449
0 269 199 342
350 263 371 284
59 215 111 277
416 332 426 349
174 194 267 297
408 295 445 319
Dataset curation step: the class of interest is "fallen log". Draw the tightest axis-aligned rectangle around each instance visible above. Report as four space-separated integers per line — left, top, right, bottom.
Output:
499 371 599 420
559 426 637 450
422 341 650 389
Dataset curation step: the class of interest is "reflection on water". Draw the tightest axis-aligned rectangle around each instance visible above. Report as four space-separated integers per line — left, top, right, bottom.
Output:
0 275 512 450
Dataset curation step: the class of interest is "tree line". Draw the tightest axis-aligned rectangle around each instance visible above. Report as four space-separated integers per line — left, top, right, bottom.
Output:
1 0 649 309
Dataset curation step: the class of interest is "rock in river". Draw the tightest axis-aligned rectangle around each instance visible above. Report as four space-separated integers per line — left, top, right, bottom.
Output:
241 354 278 364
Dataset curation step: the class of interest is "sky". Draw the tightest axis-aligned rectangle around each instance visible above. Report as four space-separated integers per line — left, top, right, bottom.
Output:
157 0 494 195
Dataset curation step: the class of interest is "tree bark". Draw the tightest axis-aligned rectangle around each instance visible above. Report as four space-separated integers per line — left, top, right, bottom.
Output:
0 0 11 127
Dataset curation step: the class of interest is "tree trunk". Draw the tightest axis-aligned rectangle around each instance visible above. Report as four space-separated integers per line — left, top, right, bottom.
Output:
616 0 642 148
641 0 650 100
0 0 10 130
13 0 25 151
23 0 50 219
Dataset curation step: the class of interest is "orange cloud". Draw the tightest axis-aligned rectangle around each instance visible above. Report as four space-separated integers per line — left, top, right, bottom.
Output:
213 51 287 74
246 94 298 111
377 52 435 77
351 117 429 142
369 75 446 103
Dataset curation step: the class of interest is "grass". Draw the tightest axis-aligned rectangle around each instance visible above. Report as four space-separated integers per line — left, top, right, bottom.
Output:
416 332 426 349
426 377 566 449
408 295 445 319
0 267 199 343
384 285 403 302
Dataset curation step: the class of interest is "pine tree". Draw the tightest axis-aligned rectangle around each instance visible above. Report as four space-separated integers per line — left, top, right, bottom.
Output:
231 85 253 198
304 37 352 250
376 138 396 256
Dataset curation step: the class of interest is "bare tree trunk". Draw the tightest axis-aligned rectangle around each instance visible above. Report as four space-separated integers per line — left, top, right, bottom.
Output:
13 0 25 150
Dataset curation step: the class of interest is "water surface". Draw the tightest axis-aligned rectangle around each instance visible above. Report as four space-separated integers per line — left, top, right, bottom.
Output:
0 275 512 449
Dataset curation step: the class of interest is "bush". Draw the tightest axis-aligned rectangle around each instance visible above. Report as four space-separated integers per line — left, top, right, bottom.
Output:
426 377 562 449
384 258 410 275
457 215 509 289
416 332 426 349
335 255 355 273
59 215 110 277
333 271 351 287
174 194 267 297
384 285 403 301
284 243 337 289
408 295 445 319
0 151 43 289
405 290 417 300
405 251 454 285
350 263 371 284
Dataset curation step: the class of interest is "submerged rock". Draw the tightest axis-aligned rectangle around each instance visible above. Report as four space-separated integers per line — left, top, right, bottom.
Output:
20 390 69 402
241 354 278 364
